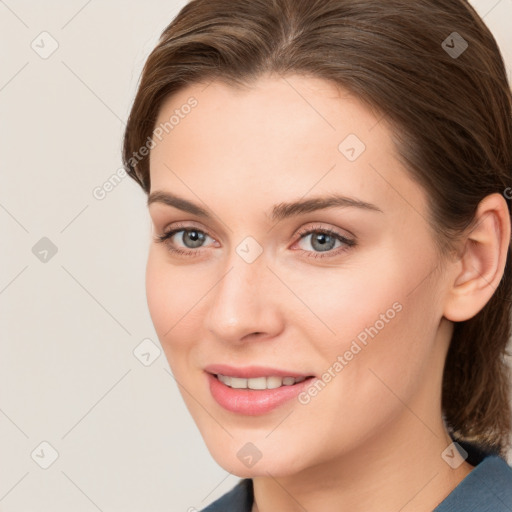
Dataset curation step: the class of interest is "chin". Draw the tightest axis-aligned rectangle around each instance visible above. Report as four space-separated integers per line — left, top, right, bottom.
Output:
213 454 300 479
202 434 310 478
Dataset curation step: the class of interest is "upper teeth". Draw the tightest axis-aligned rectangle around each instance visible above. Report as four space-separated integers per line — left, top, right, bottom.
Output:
217 374 306 389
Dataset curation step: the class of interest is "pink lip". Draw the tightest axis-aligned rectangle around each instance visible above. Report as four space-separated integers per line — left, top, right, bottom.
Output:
204 364 312 379
205 371 315 416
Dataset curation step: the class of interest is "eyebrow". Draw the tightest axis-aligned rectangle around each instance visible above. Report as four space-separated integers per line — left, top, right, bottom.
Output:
147 191 383 222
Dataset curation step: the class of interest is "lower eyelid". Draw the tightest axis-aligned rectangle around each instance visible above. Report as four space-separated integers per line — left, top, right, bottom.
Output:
158 227 354 257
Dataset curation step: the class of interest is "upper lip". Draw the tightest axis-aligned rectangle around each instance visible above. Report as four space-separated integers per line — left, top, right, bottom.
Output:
204 364 313 379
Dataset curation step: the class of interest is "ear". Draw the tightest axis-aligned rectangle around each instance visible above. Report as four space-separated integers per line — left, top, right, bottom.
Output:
443 193 511 322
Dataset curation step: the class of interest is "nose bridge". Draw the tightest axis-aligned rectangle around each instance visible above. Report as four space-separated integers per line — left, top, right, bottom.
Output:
205 247 280 342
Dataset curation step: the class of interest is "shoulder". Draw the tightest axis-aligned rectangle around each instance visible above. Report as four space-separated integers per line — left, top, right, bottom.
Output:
434 453 512 512
201 479 253 512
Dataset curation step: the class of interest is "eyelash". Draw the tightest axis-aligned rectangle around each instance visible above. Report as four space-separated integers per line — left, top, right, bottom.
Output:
154 222 356 260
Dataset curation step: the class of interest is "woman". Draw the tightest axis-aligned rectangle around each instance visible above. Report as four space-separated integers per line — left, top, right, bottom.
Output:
122 0 512 510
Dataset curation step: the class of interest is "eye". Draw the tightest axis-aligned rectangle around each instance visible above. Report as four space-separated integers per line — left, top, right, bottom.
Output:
154 223 356 260
154 224 216 256
293 225 356 258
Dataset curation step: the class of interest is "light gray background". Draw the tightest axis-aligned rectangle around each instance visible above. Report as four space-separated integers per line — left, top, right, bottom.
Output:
1 1 511 511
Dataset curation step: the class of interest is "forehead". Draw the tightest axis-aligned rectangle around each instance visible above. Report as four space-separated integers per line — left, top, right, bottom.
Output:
149 75 428 222
152 74 381 153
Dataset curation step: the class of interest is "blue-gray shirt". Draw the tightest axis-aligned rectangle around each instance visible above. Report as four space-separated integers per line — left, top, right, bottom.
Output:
201 441 512 511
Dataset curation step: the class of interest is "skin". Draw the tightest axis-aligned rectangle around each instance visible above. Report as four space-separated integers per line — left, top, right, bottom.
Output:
145 74 510 512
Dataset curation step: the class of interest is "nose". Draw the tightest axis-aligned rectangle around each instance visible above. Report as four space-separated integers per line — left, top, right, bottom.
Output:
204 253 285 345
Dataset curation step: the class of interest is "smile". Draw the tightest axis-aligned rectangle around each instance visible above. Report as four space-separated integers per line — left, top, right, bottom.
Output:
216 374 307 389
207 371 315 415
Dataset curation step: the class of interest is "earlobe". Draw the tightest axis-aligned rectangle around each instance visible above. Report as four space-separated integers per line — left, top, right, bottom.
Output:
443 193 511 322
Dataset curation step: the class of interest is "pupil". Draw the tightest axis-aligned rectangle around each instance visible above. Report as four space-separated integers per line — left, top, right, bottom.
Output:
312 233 335 252
184 230 205 248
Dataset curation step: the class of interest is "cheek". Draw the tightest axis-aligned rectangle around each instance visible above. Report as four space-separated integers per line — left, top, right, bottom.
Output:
316 246 440 358
278 255 407 360
292 250 442 408
282 277 442 464
145 253 173 337
145 250 207 363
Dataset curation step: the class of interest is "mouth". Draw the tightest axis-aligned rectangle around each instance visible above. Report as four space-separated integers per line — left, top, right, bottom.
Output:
215 374 309 390
204 365 316 415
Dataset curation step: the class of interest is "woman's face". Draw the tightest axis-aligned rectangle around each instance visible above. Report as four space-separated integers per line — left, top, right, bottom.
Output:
146 74 454 477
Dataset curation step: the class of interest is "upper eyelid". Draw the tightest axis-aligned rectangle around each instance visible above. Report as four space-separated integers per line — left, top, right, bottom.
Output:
156 211 358 239
296 222 355 239
162 223 216 240
160 223 350 237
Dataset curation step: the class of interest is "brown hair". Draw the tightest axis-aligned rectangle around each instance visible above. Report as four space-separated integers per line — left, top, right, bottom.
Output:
122 0 512 455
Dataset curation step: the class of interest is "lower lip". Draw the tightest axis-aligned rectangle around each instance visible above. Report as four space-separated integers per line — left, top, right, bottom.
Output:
207 373 314 415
